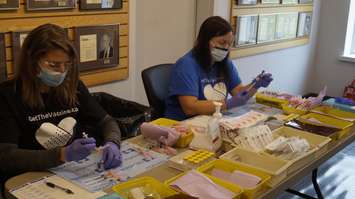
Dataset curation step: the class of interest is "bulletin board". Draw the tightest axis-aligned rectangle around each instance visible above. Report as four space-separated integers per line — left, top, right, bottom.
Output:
0 0 129 87
230 0 313 58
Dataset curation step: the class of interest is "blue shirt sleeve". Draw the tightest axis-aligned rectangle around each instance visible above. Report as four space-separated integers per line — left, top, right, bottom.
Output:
168 57 200 98
226 60 242 92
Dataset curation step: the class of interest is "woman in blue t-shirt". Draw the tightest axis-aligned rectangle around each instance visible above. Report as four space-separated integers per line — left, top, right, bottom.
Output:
165 16 273 120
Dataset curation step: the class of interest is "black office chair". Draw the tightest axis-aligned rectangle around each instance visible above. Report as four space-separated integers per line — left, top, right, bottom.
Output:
141 63 173 119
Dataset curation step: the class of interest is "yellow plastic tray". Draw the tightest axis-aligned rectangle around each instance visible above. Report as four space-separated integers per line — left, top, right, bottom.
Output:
165 171 243 199
196 159 270 199
112 177 177 198
311 105 355 123
255 92 289 109
298 113 354 140
220 147 291 187
150 118 194 147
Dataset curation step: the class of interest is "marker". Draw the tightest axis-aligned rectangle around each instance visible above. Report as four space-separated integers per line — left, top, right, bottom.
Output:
46 182 74 194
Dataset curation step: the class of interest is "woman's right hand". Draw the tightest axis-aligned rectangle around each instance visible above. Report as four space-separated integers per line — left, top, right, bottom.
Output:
62 138 96 162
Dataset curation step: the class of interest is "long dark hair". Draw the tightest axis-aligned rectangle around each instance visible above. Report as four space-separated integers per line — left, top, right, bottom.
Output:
192 16 232 81
16 23 79 109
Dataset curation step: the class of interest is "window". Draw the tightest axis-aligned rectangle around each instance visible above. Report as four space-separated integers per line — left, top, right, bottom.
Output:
342 0 355 60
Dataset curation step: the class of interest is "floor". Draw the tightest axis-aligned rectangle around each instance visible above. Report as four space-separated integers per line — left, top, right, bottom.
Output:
277 141 355 199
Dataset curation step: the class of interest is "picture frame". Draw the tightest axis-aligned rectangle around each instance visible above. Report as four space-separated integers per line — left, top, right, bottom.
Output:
282 0 298 4
11 31 30 72
299 0 313 4
80 0 123 10
235 15 258 47
237 0 257 5
0 0 19 10
275 12 298 40
297 12 312 37
0 33 6 82
257 14 277 43
26 0 75 11
261 0 280 4
74 24 120 72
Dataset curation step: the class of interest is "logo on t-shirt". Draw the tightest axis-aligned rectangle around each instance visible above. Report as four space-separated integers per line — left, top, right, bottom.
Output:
203 82 227 101
35 117 76 149
28 107 79 122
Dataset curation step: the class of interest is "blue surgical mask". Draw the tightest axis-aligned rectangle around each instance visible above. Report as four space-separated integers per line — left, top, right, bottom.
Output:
211 47 229 62
37 67 67 87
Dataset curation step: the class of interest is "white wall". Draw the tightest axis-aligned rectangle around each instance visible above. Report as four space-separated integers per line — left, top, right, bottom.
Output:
311 0 355 97
90 0 197 105
211 0 321 95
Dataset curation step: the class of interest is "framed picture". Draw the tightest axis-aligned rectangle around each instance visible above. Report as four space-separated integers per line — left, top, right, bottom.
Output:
282 0 298 4
11 31 30 72
80 0 123 10
0 0 19 10
235 15 258 47
297 12 312 37
26 0 75 11
74 24 120 72
257 14 277 43
0 33 6 82
237 0 257 5
275 13 298 40
261 0 280 4
299 0 313 4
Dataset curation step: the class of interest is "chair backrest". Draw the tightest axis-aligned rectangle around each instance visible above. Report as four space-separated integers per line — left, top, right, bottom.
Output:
141 63 173 118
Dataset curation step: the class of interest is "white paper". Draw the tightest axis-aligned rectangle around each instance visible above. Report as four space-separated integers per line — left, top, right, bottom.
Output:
236 15 258 46
261 0 280 4
50 142 168 192
19 33 28 47
275 13 298 40
79 34 97 63
282 0 298 4
258 14 277 43
297 12 313 37
10 175 106 199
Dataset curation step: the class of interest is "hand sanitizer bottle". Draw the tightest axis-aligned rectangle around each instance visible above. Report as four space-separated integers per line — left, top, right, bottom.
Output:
207 102 223 151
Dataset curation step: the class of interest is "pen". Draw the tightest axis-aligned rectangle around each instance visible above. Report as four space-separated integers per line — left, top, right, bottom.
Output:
45 182 74 194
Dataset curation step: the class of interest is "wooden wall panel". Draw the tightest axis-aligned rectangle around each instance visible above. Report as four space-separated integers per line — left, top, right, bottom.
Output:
0 0 129 86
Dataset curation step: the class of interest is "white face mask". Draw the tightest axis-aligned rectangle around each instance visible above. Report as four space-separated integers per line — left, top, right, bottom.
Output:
211 47 229 62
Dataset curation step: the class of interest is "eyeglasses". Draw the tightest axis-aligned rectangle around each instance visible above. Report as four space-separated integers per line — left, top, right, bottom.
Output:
41 60 73 70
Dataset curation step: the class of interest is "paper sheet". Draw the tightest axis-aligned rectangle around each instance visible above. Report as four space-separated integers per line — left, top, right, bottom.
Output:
10 175 106 199
50 142 168 192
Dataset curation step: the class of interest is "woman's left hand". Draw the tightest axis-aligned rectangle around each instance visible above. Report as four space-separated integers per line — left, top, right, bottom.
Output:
101 142 122 169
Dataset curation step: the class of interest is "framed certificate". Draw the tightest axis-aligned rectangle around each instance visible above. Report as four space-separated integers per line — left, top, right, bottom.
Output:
11 31 30 72
275 13 298 40
257 14 277 43
282 0 298 4
80 0 123 10
235 15 258 46
299 0 313 4
237 0 257 5
0 0 19 10
261 0 280 4
0 33 6 82
74 24 120 72
297 12 312 37
26 0 75 11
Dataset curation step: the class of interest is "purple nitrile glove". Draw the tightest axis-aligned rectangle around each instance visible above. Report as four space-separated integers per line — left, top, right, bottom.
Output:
101 142 122 170
226 92 250 109
253 73 273 89
65 137 96 162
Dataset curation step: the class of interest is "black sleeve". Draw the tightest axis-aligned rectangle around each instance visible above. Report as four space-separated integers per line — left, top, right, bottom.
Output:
0 144 62 174
0 89 63 174
77 80 121 145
